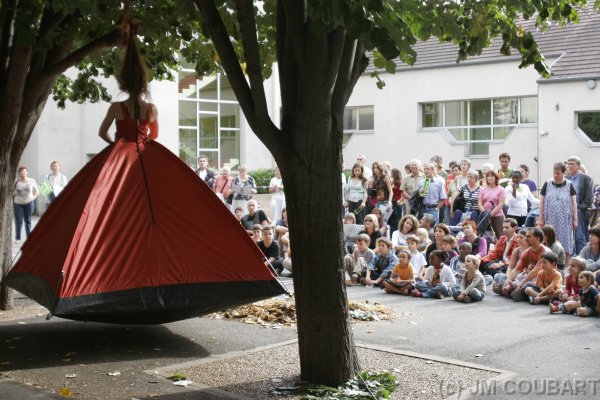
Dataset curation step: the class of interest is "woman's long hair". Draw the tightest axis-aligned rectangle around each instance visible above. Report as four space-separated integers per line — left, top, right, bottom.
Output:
117 35 148 119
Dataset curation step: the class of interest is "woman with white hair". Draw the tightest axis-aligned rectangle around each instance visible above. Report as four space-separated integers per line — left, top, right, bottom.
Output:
230 164 256 213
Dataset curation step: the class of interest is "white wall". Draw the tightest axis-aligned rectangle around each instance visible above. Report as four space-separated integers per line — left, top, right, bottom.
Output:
343 60 542 176
538 79 600 183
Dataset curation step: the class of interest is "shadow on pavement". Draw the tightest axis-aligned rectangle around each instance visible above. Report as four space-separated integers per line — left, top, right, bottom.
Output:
0 317 210 372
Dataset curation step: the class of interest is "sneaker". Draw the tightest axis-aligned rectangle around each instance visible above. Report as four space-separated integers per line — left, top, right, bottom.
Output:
359 278 367 286
462 295 472 303
411 290 423 297
549 303 560 313
528 296 535 305
492 284 502 295
345 280 358 287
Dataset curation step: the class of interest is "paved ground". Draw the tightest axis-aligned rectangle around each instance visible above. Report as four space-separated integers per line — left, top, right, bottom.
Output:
1 280 600 399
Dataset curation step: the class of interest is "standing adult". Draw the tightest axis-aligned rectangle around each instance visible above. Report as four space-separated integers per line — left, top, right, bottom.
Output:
344 162 368 224
269 166 286 223
504 170 535 227
415 162 447 224
400 159 424 216
478 171 505 238
565 156 595 254
369 162 393 212
195 155 216 188
388 168 404 236
357 154 372 179
230 164 257 213
497 152 513 180
13 166 39 244
44 160 68 204
213 166 233 204
453 158 471 190
539 162 577 257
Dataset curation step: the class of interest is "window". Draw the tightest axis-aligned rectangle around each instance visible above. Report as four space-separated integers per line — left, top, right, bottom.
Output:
421 96 537 156
343 106 374 145
178 72 240 168
577 112 600 143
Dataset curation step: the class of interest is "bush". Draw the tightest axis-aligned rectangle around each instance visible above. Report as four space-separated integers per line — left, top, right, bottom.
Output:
249 168 274 194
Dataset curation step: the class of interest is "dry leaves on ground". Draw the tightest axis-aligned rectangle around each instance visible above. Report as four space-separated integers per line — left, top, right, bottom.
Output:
207 299 397 328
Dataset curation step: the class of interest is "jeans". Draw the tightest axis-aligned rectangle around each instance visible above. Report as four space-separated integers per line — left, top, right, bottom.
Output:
575 208 590 255
452 287 485 302
14 201 34 241
347 200 365 224
415 281 452 297
423 207 440 225
524 208 539 228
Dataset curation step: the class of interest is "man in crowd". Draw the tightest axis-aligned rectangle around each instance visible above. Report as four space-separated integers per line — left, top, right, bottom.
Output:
241 200 269 233
480 218 519 277
401 158 424 216
414 162 447 224
566 155 595 254
357 154 372 179
195 155 216 188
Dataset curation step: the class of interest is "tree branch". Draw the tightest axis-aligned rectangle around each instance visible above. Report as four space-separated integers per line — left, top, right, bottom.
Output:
280 0 306 64
331 34 356 119
276 0 298 135
38 8 68 42
234 0 280 143
344 40 367 106
41 27 120 82
0 0 17 90
324 26 347 102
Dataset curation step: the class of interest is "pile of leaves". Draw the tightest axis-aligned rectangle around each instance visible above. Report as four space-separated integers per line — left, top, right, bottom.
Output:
208 299 395 328
271 371 398 399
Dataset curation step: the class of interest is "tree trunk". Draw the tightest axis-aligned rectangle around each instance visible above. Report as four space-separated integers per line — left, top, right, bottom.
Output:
278 105 359 386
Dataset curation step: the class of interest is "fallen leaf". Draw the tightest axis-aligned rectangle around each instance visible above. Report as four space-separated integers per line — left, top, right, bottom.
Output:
272 378 282 383
59 387 73 397
65 374 77 378
474 354 484 358
108 371 121 376
426 360 434 364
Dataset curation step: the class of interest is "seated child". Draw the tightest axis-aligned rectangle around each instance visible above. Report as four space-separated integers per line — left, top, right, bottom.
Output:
416 228 431 253
382 250 415 295
449 242 471 287
251 224 263 242
257 226 283 274
442 235 459 261
452 255 486 303
412 250 456 298
559 257 585 303
344 234 375 286
550 271 599 317
523 252 563 305
364 238 398 288
406 235 427 280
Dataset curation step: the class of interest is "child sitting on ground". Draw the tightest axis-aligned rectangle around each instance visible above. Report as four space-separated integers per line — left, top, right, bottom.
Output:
344 234 374 286
449 242 471 287
382 250 415 295
412 250 456 298
406 235 427 279
523 252 563 305
364 238 398 288
550 271 599 317
560 257 585 302
442 235 459 261
452 255 486 303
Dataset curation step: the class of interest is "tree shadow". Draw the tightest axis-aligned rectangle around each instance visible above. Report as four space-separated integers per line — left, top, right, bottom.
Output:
0 317 210 371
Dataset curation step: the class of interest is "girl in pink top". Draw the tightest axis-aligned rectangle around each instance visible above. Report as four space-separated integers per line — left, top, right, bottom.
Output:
478 171 505 239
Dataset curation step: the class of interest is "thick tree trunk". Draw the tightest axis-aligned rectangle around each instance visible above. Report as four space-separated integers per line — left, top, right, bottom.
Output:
277 100 359 385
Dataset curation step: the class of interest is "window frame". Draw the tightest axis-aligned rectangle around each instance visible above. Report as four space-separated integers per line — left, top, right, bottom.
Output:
343 105 375 146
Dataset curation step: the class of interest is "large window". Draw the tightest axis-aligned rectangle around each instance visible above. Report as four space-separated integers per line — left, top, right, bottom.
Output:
343 106 374 145
178 72 240 169
577 111 600 143
421 97 537 156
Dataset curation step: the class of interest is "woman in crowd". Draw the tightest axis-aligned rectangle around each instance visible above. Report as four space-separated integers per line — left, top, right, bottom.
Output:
372 207 389 239
542 225 566 271
458 220 488 258
388 168 404 236
44 160 68 204
13 166 39 244
539 162 577 258
344 162 368 224
213 166 233 204
391 215 420 252
504 170 535 227
478 171 505 238
230 164 257 213
454 158 471 190
479 163 494 188
425 223 451 264
269 166 285 223
518 164 538 198
368 161 393 213
359 213 383 251
450 169 480 225
578 227 600 272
